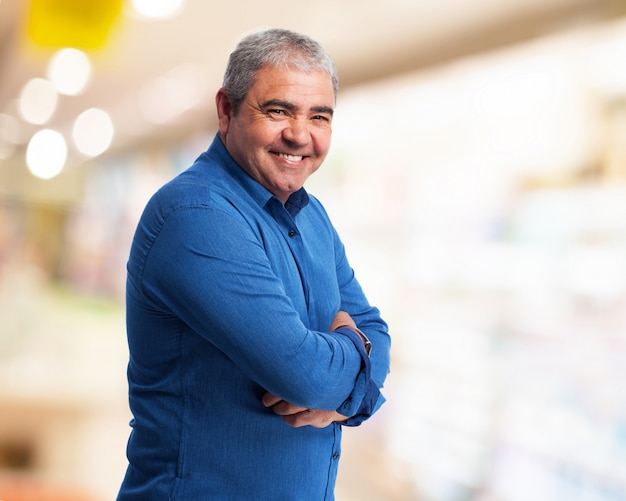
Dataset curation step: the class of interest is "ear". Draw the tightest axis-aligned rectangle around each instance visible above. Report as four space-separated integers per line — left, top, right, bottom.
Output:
215 87 233 136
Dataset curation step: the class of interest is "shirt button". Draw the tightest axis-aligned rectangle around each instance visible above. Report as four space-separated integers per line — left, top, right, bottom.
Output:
288 229 297 237
332 452 340 460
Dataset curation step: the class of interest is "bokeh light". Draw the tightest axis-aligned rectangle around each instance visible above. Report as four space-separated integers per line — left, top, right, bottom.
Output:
26 129 67 179
47 48 92 96
18 78 58 125
131 0 184 19
72 108 114 157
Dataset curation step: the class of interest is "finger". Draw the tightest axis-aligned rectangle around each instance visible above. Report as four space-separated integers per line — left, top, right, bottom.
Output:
271 400 307 416
261 392 282 407
282 410 315 428
283 410 334 429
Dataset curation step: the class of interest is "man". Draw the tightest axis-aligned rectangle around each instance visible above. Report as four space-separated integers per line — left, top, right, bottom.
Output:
118 28 391 500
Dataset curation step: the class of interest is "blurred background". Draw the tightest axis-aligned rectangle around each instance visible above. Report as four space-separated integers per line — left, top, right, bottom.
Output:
1 0 626 500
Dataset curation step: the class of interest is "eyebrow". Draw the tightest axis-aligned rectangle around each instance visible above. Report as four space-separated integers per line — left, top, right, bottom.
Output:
261 99 334 117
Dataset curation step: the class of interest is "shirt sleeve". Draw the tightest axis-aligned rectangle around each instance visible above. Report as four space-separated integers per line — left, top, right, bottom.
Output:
331 225 392 425
138 204 366 412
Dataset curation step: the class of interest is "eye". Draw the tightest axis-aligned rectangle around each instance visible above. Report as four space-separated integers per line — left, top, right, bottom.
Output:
312 114 331 123
268 109 286 116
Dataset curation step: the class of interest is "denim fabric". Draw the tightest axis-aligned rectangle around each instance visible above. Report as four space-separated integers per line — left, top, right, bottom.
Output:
117 135 391 500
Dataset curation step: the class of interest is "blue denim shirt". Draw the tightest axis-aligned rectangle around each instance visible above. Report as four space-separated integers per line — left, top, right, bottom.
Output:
118 135 391 500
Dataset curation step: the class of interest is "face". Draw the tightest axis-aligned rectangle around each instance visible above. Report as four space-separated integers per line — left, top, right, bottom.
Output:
216 65 335 203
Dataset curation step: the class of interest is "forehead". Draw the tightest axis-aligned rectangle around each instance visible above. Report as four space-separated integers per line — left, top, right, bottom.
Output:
250 65 335 104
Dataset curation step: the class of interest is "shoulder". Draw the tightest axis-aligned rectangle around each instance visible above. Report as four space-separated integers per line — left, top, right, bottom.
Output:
148 154 245 220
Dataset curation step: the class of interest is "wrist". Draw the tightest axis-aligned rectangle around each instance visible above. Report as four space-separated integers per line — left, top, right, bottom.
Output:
334 325 372 356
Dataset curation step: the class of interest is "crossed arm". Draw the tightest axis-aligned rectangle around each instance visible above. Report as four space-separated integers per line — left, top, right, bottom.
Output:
262 310 361 428
143 205 389 425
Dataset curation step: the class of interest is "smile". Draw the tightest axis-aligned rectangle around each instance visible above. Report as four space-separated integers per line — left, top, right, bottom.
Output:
276 152 304 162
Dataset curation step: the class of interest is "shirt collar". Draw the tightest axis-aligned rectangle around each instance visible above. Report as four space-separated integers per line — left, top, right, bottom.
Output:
283 188 309 218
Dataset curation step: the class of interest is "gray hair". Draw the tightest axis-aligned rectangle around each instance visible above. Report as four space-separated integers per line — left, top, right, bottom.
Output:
222 28 339 113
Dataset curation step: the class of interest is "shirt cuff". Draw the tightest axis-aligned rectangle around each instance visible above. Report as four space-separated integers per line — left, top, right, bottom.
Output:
342 381 386 427
332 327 384 425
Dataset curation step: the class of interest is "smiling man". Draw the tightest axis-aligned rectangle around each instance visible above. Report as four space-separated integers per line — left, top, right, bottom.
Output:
117 29 391 500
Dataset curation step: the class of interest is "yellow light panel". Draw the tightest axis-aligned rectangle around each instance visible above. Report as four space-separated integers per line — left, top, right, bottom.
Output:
26 0 123 49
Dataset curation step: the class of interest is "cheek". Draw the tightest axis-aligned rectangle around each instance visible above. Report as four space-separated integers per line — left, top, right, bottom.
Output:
314 131 332 157
250 123 283 149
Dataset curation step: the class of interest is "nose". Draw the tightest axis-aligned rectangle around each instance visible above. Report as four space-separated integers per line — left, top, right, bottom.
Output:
282 118 309 145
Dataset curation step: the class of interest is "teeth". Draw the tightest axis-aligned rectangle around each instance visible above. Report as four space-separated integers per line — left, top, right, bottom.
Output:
278 153 303 161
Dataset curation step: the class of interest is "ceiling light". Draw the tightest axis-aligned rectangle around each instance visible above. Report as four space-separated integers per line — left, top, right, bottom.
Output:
26 129 67 179
18 78 58 125
47 48 92 96
131 0 184 19
73 108 114 156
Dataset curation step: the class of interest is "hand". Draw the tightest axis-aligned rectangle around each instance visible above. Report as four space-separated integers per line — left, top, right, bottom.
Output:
262 392 348 428
330 310 371 354
329 310 356 331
